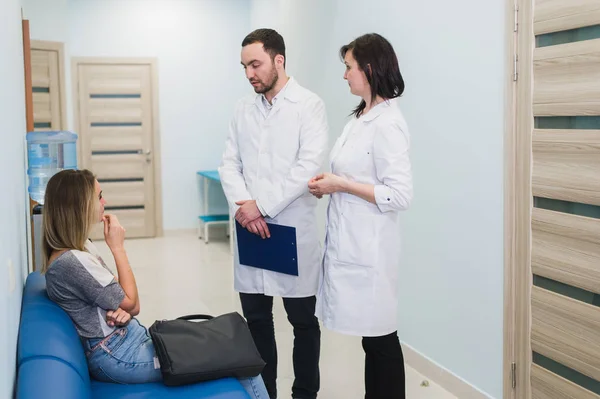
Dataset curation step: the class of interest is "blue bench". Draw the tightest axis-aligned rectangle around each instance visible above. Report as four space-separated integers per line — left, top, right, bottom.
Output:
17 272 250 399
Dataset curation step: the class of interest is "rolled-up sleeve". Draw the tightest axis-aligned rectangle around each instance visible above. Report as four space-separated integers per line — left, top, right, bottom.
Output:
373 120 413 213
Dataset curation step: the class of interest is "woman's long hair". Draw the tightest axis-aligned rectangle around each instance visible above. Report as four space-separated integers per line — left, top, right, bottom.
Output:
41 169 97 273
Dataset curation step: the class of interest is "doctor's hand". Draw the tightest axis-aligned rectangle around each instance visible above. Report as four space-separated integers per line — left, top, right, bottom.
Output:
246 217 271 239
235 200 262 228
308 173 347 197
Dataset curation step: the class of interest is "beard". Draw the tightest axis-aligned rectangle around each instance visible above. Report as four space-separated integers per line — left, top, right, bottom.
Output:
250 66 278 94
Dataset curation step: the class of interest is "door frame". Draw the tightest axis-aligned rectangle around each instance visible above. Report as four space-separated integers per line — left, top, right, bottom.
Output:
71 57 164 237
504 0 533 397
31 40 67 129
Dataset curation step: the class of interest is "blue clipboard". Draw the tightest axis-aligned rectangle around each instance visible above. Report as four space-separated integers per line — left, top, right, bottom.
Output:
235 221 299 276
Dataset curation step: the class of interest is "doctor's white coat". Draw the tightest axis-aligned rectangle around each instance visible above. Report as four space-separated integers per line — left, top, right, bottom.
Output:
316 98 413 337
219 78 328 298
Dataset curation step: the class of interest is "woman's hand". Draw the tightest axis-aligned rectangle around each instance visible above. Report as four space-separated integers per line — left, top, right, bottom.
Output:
106 307 132 327
103 214 126 252
308 173 347 198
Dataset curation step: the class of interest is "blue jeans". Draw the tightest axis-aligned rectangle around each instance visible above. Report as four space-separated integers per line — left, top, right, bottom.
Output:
83 318 269 398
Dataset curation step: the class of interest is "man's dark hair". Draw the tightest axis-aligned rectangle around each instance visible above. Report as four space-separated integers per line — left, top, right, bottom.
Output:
242 28 286 67
340 33 405 118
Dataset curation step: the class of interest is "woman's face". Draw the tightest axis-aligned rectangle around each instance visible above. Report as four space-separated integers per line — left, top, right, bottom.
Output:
343 49 370 98
95 180 106 222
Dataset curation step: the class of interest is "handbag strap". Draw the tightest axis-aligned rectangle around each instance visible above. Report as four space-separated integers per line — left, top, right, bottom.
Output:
176 314 214 321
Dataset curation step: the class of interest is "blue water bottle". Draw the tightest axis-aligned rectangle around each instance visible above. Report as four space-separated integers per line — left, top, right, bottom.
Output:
26 131 78 204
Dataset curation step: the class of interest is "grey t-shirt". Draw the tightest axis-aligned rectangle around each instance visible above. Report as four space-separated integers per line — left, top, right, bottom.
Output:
45 240 125 338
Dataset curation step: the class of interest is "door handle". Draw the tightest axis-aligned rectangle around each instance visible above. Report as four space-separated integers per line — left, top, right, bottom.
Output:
144 150 152 163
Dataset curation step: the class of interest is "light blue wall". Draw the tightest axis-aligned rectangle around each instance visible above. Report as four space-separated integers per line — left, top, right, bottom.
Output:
22 0 253 230
251 0 506 397
15 1 506 396
0 0 29 397
384 2 505 397
249 0 338 240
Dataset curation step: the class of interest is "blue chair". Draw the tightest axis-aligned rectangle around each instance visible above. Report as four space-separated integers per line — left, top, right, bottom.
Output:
16 272 250 399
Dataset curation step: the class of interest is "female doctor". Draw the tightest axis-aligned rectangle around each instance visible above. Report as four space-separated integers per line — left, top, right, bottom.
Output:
308 33 413 398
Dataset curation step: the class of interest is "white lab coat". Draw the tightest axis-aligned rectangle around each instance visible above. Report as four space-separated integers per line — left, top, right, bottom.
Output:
316 98 413 337
219 78 328 298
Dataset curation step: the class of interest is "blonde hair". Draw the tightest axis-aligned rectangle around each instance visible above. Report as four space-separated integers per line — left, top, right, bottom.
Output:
41 169 98 273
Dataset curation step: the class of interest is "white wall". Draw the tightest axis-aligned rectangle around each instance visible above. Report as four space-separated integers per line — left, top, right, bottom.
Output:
0 0 29 397
251 0 505 397
23 0 252 230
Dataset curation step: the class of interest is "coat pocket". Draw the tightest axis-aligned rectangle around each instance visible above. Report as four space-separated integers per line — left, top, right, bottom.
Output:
336 200 381 267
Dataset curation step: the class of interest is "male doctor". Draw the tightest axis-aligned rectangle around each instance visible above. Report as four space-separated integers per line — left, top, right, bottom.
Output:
218 29 328 399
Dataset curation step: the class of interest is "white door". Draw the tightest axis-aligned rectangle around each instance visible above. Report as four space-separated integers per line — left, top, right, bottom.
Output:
74 58 162 238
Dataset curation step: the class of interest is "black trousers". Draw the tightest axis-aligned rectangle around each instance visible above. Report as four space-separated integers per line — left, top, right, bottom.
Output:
240 293 321 399
362 331 406 399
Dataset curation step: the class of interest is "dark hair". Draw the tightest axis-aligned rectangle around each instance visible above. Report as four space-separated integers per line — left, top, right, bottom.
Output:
242 28 286 68
340 33 405 118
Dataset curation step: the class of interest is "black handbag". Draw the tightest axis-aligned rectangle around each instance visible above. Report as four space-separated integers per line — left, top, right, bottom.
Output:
148 312 265 386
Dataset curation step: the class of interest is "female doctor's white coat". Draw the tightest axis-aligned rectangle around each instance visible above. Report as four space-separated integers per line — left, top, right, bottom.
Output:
316 98 413 337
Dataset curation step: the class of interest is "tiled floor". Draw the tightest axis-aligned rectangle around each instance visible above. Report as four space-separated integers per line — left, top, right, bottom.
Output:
94 232 456 399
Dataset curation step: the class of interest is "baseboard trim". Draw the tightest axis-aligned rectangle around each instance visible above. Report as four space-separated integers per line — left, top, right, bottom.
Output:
402 342 492 399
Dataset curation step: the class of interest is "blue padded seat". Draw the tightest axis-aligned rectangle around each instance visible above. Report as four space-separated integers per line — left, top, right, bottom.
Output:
16 272 249 399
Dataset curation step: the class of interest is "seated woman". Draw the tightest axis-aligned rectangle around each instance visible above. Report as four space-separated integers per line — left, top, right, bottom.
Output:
41 169 268 397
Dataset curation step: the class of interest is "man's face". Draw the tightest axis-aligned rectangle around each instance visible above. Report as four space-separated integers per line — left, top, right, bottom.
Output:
241 42 278 94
